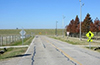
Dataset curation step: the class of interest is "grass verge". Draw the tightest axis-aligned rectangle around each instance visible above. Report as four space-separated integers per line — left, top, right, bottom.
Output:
0 36 34 60
50 36 100 52
51 36 80 45
0 48 27 60
50 36 100 45
6 36 34 46
86 47 100 52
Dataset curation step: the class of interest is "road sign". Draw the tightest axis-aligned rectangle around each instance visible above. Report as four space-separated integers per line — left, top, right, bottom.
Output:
39 32 41 35
67 32 69 36
66 32 69 39
19 29 26 45
86 31 94 42
21 36 25 38
86 31 94 49
86 31 94 39
20 29 26 36
87 39 93 42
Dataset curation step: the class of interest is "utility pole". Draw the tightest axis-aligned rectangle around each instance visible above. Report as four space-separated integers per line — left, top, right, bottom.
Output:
62 15 65 38
56 21 58 36
79 0 84 40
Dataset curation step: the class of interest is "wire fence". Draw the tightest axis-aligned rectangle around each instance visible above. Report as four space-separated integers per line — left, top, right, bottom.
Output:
0 34 31 46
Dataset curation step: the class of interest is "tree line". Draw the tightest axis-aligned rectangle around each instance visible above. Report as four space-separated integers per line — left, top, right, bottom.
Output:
66 13 100 37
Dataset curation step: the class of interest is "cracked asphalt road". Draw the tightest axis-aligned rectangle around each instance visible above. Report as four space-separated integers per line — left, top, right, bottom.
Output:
0 35 100 65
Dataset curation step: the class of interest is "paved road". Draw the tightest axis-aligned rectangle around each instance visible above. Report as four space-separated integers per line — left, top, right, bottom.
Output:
0 35 100 65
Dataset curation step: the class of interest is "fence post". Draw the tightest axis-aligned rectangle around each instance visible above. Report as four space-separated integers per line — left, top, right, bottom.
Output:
11 35 12 42
13 35 15 42
15 35 16 41
12 35 14 42
0 36 3 46
19 35 21 40
11 35 13 42
9 36 10 43
6 36 8 45
16 35 17 41
6 36 7 45
1 36 3 46
0 36 1 46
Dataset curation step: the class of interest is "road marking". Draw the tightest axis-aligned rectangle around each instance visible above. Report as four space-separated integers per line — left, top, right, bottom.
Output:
44 37 82 65
25 36 36 54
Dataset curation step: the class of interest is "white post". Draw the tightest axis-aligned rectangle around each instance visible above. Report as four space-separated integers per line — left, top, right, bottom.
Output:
79 0 82 40
62 15 65 38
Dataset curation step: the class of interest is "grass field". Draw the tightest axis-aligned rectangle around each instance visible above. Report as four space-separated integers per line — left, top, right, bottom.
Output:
0 36 34 60
50 36 100 45
0 29 64 35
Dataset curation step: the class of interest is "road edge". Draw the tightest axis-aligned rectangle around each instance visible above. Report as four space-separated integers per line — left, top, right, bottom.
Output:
25 36 36 54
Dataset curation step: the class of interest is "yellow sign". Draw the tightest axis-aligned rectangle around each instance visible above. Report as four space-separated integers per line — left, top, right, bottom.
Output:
87 39 93 42
86 31 94 39
39 32 41 35
86 31 94 42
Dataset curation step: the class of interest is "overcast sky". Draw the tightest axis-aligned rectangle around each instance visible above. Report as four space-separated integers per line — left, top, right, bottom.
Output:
0 0 100 29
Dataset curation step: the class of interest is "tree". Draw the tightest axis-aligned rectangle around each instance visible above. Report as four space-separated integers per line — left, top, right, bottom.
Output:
66 19 74 33
71 19 75 33
81 13 93 33
90 22 98 32
66 16 80 37
94 17 100 32
74 15 79 33
76 24 80 33
70 19 75 33
66 24 71 32
67 16 79 33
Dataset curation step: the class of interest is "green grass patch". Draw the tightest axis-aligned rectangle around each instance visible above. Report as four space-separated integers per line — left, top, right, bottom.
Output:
65 40 79 45
51 36 79 45
0 48 27 60
24 36 34 45
5 36 34 46
0 36 34 60
86 47 100 52
86 47 94 49
50 36 100 45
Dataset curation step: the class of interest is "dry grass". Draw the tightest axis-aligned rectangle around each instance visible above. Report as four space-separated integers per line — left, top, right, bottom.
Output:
50 36 100 45
0 29 64 35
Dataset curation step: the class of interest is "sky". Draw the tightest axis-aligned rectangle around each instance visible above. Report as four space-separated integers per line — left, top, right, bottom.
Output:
0 0 100 29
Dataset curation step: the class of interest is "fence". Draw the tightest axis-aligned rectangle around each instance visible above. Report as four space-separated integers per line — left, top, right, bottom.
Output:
0 34 31 46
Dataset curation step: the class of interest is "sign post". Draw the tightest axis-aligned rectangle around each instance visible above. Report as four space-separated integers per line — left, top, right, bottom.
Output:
86 31 94 49
67 32 69 39
20 29 26 45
